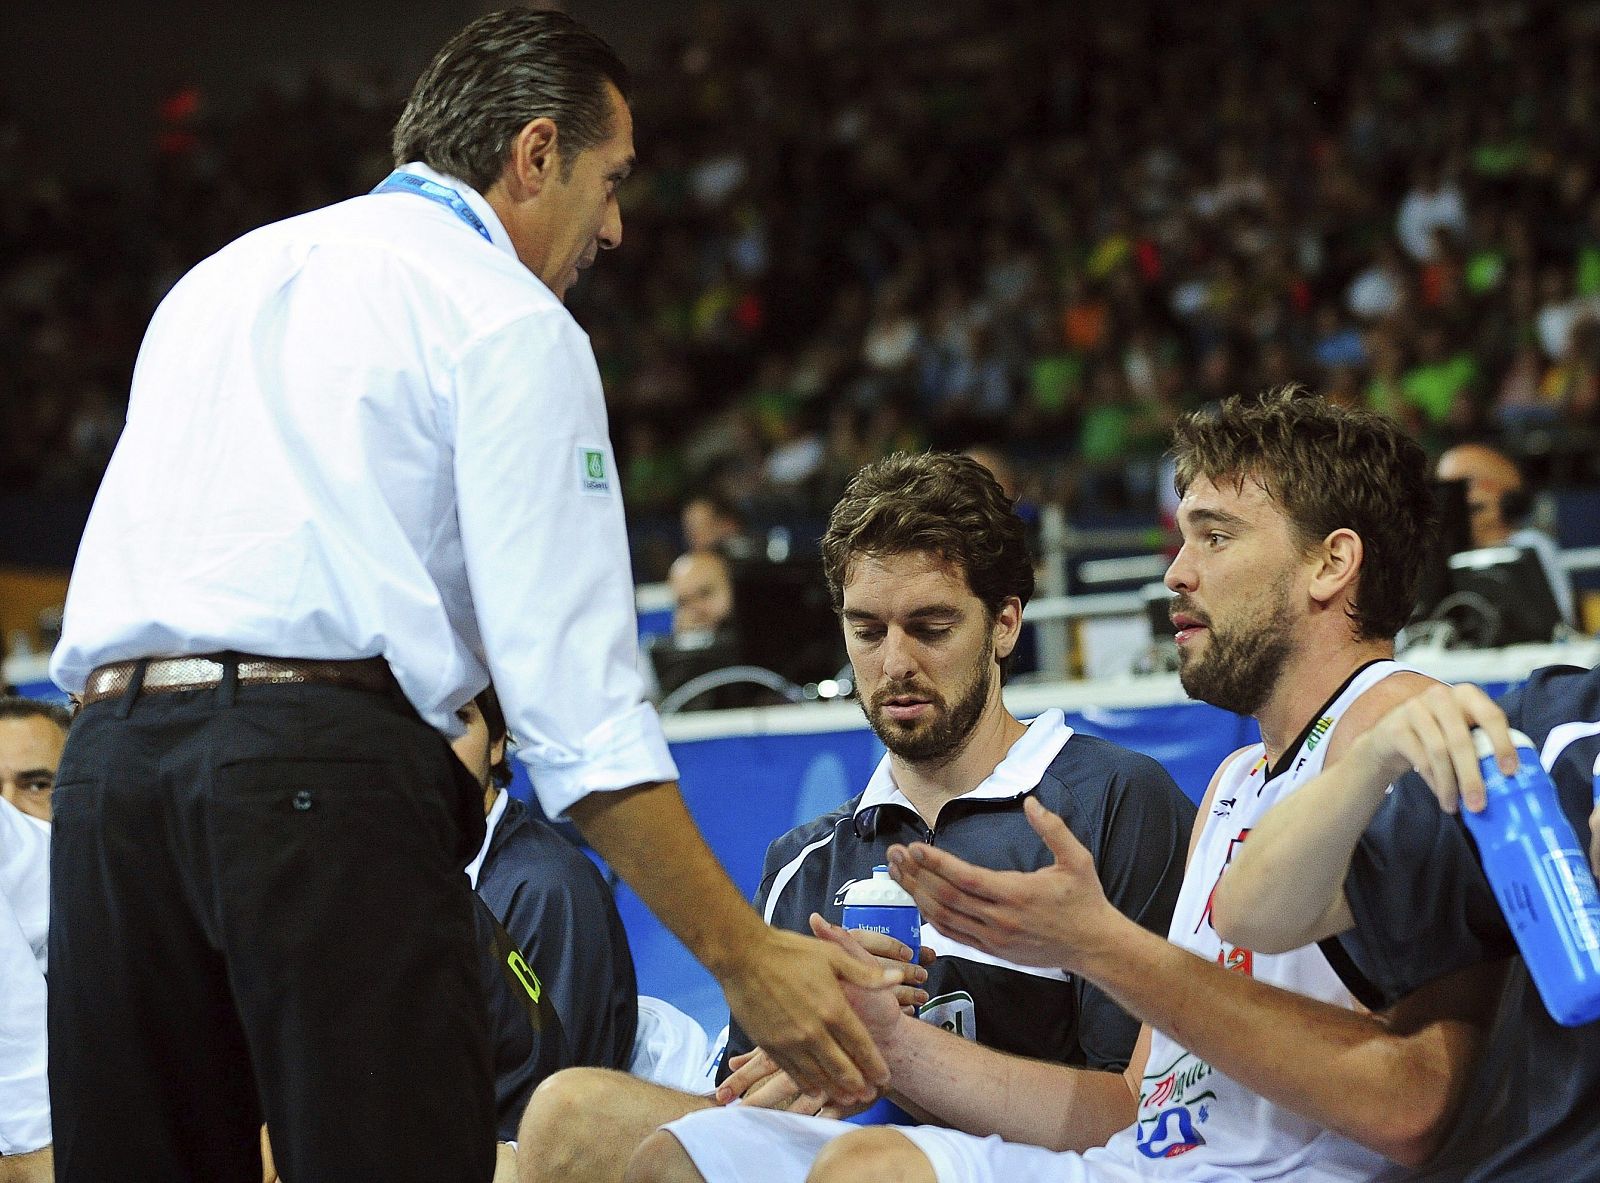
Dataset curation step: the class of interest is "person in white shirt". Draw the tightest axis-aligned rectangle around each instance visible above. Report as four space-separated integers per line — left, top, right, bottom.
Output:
0 697 65 1182
45 11 887 1182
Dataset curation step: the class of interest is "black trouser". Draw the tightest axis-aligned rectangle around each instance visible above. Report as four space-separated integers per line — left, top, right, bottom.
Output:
47 669 495 1182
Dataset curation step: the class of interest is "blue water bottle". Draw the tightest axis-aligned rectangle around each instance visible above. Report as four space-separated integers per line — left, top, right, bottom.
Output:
841 866 922 1127
841 865 922 951
1464 729 1600 1026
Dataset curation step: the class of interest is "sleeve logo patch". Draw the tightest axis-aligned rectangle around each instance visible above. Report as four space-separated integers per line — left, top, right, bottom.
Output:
578 445 613 497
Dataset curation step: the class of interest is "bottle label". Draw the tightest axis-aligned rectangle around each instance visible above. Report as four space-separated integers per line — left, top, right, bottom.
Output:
842 903 922 952
1543 849 1600 954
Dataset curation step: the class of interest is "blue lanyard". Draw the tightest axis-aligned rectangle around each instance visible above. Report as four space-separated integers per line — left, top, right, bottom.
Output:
370 170 493 244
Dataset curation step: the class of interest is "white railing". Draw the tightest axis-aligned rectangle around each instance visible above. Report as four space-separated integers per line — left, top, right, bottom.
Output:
9 548 1599 695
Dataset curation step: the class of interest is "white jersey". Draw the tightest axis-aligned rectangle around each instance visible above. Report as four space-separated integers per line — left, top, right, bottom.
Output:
1091 660 1418 1180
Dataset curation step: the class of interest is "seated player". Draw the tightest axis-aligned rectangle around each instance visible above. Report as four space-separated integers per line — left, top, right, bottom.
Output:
1213 666 1600 1179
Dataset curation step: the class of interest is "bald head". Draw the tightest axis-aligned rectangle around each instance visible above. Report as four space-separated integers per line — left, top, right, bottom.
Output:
1437 443 1524 548
669 550 734 638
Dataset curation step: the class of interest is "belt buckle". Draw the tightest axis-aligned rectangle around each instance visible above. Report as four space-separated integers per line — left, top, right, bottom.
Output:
145 656 226 690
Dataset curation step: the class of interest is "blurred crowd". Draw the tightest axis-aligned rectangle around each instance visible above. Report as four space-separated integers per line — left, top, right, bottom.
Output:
7 0 1600 578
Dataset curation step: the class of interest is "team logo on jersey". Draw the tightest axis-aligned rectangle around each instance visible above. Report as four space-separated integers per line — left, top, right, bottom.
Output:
832 879 865 906
918 990 976 1040
1304 714 1334 753
577 445 613 496
1137 1051 1217 1159
1138 1104 1209 1158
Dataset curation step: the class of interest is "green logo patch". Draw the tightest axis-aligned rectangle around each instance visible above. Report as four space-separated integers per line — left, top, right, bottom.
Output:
577 445 613 496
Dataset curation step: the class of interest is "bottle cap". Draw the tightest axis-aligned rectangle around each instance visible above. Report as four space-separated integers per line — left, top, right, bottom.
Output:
842 866 917 908
1471 728 1533 761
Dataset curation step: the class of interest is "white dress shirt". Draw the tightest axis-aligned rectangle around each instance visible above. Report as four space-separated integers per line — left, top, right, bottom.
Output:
52 165 676 818
0 800 50 1154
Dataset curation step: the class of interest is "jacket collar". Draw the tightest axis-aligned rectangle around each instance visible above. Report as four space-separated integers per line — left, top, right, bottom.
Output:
853 708 1075 818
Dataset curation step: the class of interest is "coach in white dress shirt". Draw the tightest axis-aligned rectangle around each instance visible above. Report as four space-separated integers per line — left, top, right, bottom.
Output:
47 12 886 1182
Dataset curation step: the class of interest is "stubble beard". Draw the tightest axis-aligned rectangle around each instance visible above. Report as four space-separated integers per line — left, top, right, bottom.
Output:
865 645 995 767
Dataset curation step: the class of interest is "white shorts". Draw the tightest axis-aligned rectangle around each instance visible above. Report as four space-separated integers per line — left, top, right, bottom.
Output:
661 1106 1163 1183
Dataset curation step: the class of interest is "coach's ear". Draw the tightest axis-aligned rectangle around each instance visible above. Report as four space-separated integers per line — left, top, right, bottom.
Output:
498 117 560 200
1308 527 1363 608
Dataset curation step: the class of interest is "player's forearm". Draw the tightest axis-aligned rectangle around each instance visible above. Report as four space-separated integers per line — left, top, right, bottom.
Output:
878 1015 1134 1153
1077 920 1480 1166
1211 735 1396 952
567 782 766 978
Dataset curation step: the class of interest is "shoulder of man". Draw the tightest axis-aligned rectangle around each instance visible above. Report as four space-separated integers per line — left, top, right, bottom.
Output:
754 793 868 920
290 194 576 330
1045 729 1186 785
1032 732 1195 828
482 799 611 906
1499 663 1600 741
1324 666 1439 765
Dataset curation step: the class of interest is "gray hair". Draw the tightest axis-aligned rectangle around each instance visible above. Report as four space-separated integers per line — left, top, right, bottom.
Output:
392 9 630 192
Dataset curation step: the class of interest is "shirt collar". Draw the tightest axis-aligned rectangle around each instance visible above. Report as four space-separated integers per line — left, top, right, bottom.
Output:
396 161 518 260
465 787 509 890
854 708 1076 817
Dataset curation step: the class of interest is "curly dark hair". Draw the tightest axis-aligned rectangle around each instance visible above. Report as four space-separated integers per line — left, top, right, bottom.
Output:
1170 386 1432 641
821 452 1035 672
392 9 629 192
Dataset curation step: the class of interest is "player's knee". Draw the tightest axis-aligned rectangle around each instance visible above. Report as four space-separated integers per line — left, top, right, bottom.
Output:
519 1068 631 1180
623 1129 705 1183
808 1128 935 1183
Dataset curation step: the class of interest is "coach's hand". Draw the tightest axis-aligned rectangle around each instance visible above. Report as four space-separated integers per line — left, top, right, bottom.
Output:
720 924 896 1108
721 915 909 1113
567 781 894 1109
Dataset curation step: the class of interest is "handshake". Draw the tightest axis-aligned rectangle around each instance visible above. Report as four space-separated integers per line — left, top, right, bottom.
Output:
716 914 934 1118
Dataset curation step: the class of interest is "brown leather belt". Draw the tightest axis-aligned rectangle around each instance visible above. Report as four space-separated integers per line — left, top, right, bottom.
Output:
83 655 398 706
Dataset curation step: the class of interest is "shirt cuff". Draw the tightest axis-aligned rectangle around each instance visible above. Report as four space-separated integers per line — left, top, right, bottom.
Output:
521 701 679 819
0 1061 51 1155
